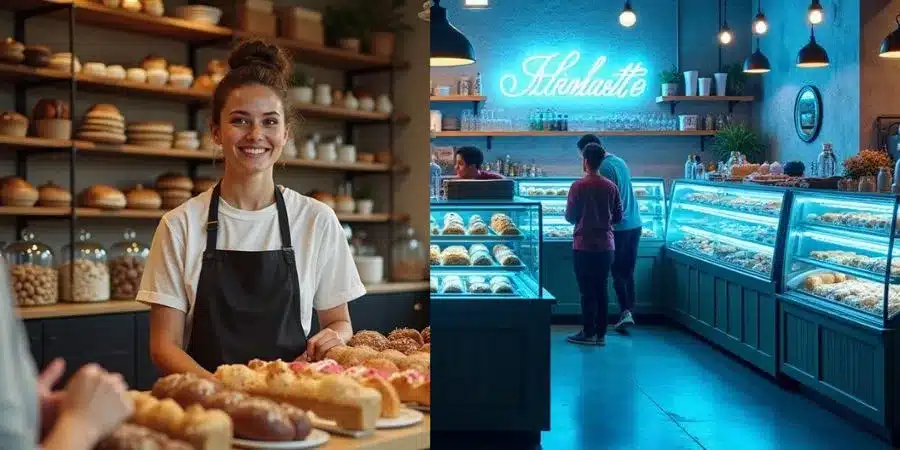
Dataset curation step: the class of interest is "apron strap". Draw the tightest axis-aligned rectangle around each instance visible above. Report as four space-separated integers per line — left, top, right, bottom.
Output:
206 183 294 252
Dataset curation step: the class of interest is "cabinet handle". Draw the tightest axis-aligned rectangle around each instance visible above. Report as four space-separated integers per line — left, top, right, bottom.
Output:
413 303 422 311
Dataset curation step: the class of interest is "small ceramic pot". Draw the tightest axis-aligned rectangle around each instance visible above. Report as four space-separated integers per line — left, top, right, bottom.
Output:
317 142 337 162
359 97 375 112
339 38 361 53
338 144 356 163
356 199 374 215
376 95 393 114
344 93 359 110
290 86 313 104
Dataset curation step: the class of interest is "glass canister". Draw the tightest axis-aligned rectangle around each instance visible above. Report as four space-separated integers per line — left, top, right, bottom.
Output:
391 226 427 281
4 229 57 306
109 229 149 300
59 229 110 302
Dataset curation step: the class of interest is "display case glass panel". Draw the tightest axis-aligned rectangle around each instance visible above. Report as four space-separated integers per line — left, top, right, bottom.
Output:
782 191 900 325
430 199 543 299
515 177 667 242
665 180 787 280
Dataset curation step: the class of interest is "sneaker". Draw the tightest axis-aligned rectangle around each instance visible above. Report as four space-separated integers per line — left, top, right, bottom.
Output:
567 331 606 346
615 311 635 332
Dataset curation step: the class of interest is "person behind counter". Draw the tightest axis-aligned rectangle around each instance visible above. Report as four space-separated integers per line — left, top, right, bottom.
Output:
454 146 504 179
0 258 135 450
137 40 366 379
565 143 623 346
577 134 641 332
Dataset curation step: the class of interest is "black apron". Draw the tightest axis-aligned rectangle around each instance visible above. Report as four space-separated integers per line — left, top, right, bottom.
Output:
186 183 306 372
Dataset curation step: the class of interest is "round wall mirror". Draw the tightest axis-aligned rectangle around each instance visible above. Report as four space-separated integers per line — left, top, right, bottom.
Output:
794 85 823 142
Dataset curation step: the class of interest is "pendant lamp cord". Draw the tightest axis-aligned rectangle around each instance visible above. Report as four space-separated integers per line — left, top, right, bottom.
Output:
717 0 722 70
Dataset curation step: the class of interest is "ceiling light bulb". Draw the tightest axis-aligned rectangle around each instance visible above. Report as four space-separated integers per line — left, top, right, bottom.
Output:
753 12 768 35
719 27 733 45
808 1 824 24
619 8 636 27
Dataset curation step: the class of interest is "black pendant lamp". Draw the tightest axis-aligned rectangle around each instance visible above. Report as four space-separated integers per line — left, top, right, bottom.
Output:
879 13 900 59
744 39 771 73
430 0 476 67
797 25 829 68
718 0 733 45
619 1 636 28
463 0 489 9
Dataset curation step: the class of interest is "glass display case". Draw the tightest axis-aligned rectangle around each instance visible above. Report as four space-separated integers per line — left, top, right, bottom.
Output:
781 190 900 325
515 177 667 241
430 199 543 299
665 180 788 281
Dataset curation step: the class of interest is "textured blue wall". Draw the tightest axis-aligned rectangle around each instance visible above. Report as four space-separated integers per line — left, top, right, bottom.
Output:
431 0 754 180
758 0 861 164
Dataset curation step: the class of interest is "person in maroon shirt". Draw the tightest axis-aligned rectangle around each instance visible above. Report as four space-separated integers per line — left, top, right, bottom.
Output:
454 146 504 179
565 143 623 345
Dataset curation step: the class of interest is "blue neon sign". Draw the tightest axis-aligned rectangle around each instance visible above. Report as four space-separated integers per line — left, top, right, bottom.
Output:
498 51 649 99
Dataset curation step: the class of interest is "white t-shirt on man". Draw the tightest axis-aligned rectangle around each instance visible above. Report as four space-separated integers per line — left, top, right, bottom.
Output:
136 187 366 344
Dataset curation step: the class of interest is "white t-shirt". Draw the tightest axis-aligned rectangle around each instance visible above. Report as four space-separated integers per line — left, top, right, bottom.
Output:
136 187 366 343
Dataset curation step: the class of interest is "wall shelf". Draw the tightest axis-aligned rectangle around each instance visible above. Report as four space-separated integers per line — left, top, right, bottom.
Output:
430 95 487 102
0 206 398 223
433 130 716 137
655 95 755 115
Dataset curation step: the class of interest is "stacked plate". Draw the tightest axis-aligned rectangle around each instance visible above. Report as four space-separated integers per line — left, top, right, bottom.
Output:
76 104 126 144
173 130 199 150
127 122 174 149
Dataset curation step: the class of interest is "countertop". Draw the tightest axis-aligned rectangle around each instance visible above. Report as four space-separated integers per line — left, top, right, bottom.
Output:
318 414 430 450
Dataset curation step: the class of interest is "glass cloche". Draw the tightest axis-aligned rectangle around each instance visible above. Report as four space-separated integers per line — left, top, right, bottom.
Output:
392 225 427 281
109 229 149 300
59 229 110 302
3 229 57 306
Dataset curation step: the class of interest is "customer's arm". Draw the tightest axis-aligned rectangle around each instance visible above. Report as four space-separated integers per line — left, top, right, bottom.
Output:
611 186 623 225
565 184 581 224
0 263 38 450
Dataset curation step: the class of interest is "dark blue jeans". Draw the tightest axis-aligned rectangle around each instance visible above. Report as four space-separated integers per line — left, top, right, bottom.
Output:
574 249 613 337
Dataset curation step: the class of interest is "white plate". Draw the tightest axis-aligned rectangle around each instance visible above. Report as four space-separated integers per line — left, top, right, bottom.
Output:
406 402 430 412
376 408 425 429
233 429 329 449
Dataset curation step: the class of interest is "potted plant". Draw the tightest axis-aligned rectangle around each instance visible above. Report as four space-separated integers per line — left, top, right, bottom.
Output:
324 6 364 52
725 63 747 96
289 70 314 104
660 66 680 96
711 124 766 162
359 0 412 59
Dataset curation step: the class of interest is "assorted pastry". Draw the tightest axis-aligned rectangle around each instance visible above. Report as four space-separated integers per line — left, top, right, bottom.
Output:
430 244 522 267
641 228 657 239
128 390 233 448
430 212 521 236
433 274 515 295
544 226 572 239
31 98 72 140
542 204 566 215
672 235 773 275
808 250 900 276
678 218 776 246
97 423 194 450
684 191 782 216
799 271 900 316
805 212 900 233
522 186 569 197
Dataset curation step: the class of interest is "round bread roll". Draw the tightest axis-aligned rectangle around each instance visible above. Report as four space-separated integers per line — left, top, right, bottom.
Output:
229 398 296 441
422 326 430 343
379 349 407 366
160 189 192 210
202 390 248 412
0 176 38 207
207 59 227 75
278 402 313 440
141 55 167 71
362 358 400 374
386 337 421 355
323 345 352 365
193 74 215 90
37 181 71 207
168 64 193 76
192 177 217 195
33 98 71 120
171 378 221 408
419 343 430 353
156 172 194 191
0 38 25 64
127 184 162 210
82 184 126 210
388 328 424 346
22 45 51 67
348 330 389 351
0 111 28 137
84 103 124 121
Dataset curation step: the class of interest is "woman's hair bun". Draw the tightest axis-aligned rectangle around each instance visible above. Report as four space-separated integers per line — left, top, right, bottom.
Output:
228 40 292 80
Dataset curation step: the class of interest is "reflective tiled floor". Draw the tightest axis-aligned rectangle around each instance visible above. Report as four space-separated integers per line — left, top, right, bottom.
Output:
543 325 895 450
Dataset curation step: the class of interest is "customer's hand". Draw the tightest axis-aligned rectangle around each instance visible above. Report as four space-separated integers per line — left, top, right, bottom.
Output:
37 358 67 437
301 328 345 362
57 363 134 446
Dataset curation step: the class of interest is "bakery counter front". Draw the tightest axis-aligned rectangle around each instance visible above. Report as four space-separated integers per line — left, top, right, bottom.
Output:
429 198 554 446
515 177 668 319
775 189 900 443
663 179 789 377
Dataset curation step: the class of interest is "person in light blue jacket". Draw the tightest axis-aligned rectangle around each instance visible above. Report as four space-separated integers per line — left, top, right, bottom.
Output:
577 134 642 331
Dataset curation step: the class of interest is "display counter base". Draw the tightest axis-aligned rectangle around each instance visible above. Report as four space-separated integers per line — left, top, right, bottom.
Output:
778 294 900 444
546 240 666 317
664 251 778 377
431 430 541 450
431 295 553 435
551 312 669 326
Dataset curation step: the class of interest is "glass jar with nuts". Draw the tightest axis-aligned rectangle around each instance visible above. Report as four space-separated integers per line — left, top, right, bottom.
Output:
59 229 110 302
108 229 149 300
4 230 57 306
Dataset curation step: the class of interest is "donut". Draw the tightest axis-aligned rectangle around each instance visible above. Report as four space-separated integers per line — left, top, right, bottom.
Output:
348 330 389 351
422 326 430 343
388 328 424 346
386 337 421 355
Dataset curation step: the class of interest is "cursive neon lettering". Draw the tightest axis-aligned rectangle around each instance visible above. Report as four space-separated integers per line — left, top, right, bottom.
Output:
499 51 648 98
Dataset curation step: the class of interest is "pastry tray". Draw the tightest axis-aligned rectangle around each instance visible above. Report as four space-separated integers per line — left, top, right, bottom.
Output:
430 232 525 242
430 263 526 272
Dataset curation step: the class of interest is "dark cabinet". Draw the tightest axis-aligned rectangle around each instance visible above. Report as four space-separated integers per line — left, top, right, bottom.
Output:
135 313 159 390
42 314 137 387
310 292 429 335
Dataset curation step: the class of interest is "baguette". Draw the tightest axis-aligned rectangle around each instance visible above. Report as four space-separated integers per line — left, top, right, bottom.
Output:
215 360 381 431
151 373 312 442
128 391 233 450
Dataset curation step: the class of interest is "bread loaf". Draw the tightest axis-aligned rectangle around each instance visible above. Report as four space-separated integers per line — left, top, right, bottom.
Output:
151 373 312 442
156 172 194 191
32 98 71 120
0 176 38 207
126 184 162 210
0 111 28 137
81 184 126 210
128 391 233 450
96 423 194 450
37 182 71 207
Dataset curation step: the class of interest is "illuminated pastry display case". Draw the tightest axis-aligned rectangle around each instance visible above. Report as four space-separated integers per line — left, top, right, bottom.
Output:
664 180 790 376
777 190 900 436
429 199 552 441
515 177 668 317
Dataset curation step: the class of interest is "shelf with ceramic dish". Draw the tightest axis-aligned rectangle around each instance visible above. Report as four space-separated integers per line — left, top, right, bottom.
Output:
432 130 716 137
232 31 402 73
293 102 409 123
655 95 755 114
429 95 487 102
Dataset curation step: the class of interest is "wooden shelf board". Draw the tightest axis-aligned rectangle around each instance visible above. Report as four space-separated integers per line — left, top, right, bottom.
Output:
16 300 150 320
281 159 392 172
76 207 167 219
0 62 71 84
433 130 716 137
294 103 394 122
0 135 74 150
655 95 755 103
336 212 393 223
364 281 430 295
65 0 233 42
75 141 219 160
0 206 70 216
1 0 70 12
430 95 487 102
232 31 397 71
76 74 213 103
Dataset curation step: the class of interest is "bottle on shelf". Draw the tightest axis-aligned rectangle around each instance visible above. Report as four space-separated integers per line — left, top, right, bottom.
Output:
684 154 695 179
473 72 483 95
877 167 892 192
693 154 705 179
817 143 837 177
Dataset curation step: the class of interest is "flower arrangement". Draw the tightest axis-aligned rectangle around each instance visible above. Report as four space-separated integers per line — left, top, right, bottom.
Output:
842 149 893 179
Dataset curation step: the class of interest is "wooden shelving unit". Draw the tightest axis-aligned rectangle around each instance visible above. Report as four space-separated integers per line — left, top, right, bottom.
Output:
430 95 487 102
433 130 716 137
0 206 397 223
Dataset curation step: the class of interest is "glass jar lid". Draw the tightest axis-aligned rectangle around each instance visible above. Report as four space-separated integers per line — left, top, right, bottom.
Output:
62 229 107 260
3 229 54 265
111 228 149 258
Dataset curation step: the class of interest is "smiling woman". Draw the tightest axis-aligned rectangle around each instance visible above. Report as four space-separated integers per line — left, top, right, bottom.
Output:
136 40 366 379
